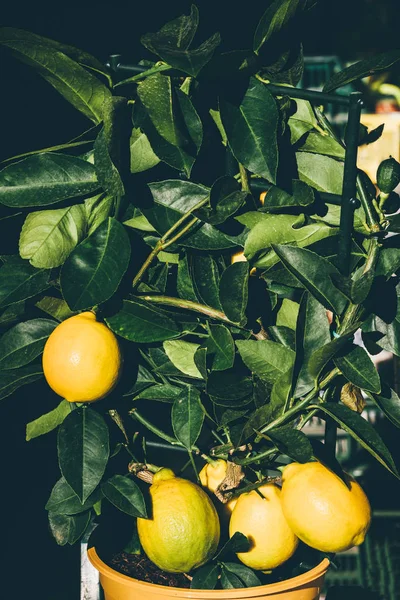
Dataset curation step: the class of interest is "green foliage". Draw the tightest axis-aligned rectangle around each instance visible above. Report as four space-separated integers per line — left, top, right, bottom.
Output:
1 2 400 589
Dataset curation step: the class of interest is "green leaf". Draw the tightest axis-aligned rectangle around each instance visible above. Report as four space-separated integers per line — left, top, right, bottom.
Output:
314 402 399 477
171 385 204 449
362 283 400 357
85 194 114 236
197 176 247 225
19 205 87 268
106 299 181 343
191 564 219 590
236 339 295 384
207 324 235 371
288 99 318 144
207 371 253 406
0 363 43 400
334 345 381 393
48 511 91 546
149 179 209 212
273 244 347 315
141 5 199 53
323 50 400 93
46 476 101 515
298 131 345 159
0 28 111 84
35 296 75 321
134 383 184 403
371 384 400 429
142 27 221 77
308 326 359 384
192 255 223 310
221 78 278 182
262 180 315 209
58 407 110 503
330 270 375 305
221 567 245 589
0 30 111 122
222 563 262 588
242 213 337 270
93 127 124 198
163 340 203 378
177 254 198 302
219 262 249 324
294 293 331 397
0 318 56 369
276 298 299 330
26 400 73 441
215 532 251 558
376 247 400 280
254 0 305 54
266 426 313 462
0 154 99 208
296 152 344 194
240 394 286 443
101 475 147 517
130 128 160 173
0 302 26 327
60 217 130 311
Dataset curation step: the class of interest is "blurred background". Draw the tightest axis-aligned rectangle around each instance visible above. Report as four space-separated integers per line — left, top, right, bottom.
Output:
1 1 400 598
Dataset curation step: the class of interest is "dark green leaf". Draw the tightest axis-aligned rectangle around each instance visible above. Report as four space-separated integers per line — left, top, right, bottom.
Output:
94 127 125 197
221 567 245 589
175 88 203 154
149 179 209 212
141 5 199 53
262 42 304 87
35 296 75 322
376 247 400 280
61 217 130 311
222 562 262 587
314 402 399 477
26 400 73 441
106 299 181 343
134 383 184 403
191 255 222 311
0 318 57 369
294 293 331 397
371 384 400 429
236 339 295 384
309 439 348 485
221 78 278 182
48 511 91 546
58 407 110 503
240 393 289 443
266 426 313 462
268 326 296 350
19 205 87 269
308 326 359 384
207 371 253 406
207 324 235 371
0 30 111 122
130 128 160 173
323 50 400 93
177 254 198 302
330 270 375 305
298 131 345 159
197 176 247 225
142 30 221 77
215 532 251 559
254 0 306 54
219 262 249 324
0 363 43 400
362 283 400 357
334 345 381 393
288 98 318 144
0 154 99 208
273 244 347 314
46 477 102 515
0 262 49 309
85 194 114 236
191 564 219 590
172 385 204 449
262 180 314 209
102 475 147 517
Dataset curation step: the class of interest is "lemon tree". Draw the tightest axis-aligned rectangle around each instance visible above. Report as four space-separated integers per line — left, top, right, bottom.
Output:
1 1 400 591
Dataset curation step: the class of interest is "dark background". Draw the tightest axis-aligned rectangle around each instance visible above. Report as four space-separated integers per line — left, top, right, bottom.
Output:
1 1 400 598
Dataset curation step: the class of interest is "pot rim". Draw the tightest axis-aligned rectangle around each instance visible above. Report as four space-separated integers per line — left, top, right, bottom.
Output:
88 547 330 598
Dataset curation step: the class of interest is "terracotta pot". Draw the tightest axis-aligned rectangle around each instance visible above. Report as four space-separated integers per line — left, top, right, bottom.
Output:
88 548 329 600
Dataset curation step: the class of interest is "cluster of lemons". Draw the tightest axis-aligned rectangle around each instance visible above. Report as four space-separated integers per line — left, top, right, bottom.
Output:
42 313 371 576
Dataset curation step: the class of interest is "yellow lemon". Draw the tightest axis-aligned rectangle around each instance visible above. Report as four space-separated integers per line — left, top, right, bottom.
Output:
229 483 299 570
137 469 220 573
280 461 371 553
199 459 237 512
42 311 122 403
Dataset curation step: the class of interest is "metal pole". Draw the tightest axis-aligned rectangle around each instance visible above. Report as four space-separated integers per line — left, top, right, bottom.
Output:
324 91 363 456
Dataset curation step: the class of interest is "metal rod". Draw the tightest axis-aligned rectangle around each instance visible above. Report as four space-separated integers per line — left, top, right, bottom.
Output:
106 60 352 106
324 91 363 457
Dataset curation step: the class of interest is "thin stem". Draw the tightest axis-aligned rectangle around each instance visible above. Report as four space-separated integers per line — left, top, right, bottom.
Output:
131 197 210 290
189 452 200 483
356 175 381 232
130 408 183 447
114 63 172 88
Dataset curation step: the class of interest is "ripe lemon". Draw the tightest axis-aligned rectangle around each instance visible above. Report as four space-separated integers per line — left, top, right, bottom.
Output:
199 459 238 512
229 483 299 570
42 311 122 403
280 461 371 553
137 468 220 573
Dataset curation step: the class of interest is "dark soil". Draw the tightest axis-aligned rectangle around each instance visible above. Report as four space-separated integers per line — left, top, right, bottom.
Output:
109 551 192 588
